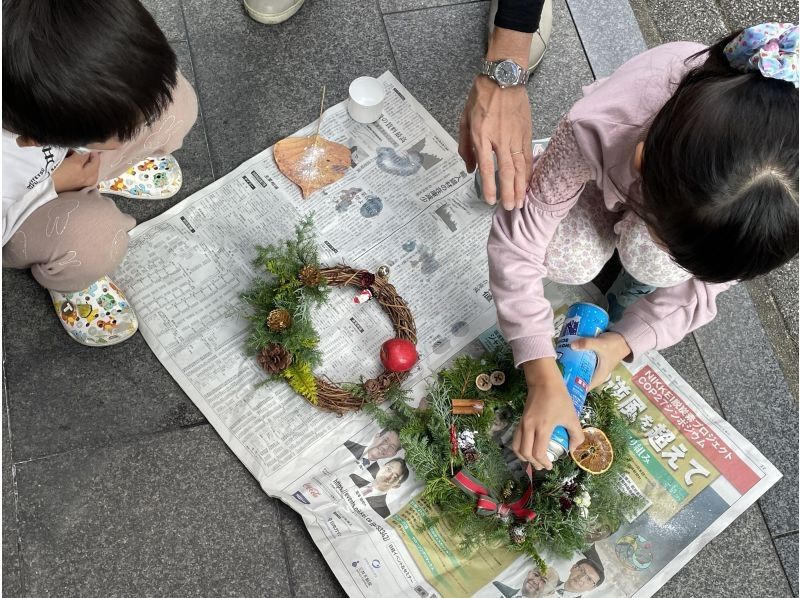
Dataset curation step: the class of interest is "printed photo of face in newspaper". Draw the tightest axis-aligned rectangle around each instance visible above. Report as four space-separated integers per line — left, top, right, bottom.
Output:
492 565 561 598
344 428 402 476
350 457 411 519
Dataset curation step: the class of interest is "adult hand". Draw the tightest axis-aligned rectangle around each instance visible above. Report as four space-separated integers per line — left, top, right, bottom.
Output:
52 150 101 193
571 331 632 390
459 77 532 210
458 26 534 211
512 358 585 470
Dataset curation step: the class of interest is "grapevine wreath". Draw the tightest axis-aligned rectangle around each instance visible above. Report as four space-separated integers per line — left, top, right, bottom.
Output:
364 349 643 568
242 217 418 413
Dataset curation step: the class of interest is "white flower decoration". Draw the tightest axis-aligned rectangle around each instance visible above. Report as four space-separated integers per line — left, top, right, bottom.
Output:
574 490 592 518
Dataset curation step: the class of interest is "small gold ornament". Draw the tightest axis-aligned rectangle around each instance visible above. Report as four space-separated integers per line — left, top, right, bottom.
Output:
298 264 322 287
267 308 293 332
376 265 390 279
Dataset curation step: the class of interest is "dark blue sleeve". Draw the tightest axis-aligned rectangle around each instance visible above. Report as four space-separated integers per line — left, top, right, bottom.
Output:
494 0 545 34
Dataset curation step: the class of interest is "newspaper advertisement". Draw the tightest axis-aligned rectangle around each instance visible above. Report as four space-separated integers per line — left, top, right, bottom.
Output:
115 72 781 597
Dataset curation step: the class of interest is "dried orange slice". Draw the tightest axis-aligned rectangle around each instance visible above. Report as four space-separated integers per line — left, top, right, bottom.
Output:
570 427 614 475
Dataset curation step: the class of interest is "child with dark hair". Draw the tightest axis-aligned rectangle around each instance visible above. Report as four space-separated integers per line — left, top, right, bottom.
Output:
488 23 798 469
2 0 198 346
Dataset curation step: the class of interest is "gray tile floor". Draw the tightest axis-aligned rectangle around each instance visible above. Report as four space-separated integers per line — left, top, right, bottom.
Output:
2 0 797 596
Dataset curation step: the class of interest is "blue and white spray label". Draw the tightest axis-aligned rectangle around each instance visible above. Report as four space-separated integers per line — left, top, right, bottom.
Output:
548 303 609 461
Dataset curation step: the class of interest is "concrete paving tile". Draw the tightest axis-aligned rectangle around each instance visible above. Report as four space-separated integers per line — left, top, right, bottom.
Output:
183 0 396 176
656 505 792 597
2 271 204 460
527 0 595 136
380 0 475 13
649 0 727 44
693 284 798 537
383 1 488 140
384 0 593 142
716 0 798 30
566 0 648 78
277 501 348 598
141 0 187 41
774 533 799 598
14 425 290 597
745 275 798 401
3 394 24 598
627 0 664 48
659 335 723 415
766 257 799 347
111 42 215 226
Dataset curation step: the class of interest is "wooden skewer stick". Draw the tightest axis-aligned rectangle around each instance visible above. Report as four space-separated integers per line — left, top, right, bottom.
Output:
315 85 327 137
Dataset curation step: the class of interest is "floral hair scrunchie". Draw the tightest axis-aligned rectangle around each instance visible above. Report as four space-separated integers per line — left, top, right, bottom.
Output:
724 22 798 88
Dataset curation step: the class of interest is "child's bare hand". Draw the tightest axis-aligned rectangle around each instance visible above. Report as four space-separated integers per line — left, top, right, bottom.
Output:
571 331 632 390
52 151 101 193
513 359 585 470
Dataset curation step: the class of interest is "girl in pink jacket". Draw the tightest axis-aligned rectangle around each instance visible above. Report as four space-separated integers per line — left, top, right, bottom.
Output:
488 24 798 470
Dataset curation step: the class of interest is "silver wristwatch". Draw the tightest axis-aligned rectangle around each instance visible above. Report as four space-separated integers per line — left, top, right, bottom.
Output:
480 59 530 88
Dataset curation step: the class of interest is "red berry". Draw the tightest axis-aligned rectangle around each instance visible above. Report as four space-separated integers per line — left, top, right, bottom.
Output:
379 338 418 373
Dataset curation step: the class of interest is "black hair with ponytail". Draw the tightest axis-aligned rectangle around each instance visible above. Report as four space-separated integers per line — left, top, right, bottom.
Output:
634 29 798 283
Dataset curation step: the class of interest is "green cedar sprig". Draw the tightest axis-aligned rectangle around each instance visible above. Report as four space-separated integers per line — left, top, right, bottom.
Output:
241 216 330 400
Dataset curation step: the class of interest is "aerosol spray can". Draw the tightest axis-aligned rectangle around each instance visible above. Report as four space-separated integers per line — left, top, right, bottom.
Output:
546 303 609 462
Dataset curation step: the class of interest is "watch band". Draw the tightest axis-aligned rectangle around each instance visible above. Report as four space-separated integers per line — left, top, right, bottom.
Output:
480 59 530 87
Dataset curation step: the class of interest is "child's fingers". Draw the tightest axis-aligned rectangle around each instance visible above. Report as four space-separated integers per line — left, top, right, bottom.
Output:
531 427 553 470
566 419 586 451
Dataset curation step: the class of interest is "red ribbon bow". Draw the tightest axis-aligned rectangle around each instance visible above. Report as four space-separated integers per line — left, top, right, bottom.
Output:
452 464 537 523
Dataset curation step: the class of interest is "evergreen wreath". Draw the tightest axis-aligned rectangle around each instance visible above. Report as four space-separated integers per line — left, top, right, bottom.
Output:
242 217 417 413
364 347 643 570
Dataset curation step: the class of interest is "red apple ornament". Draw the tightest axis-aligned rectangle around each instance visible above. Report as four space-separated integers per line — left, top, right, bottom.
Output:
380 338 418 373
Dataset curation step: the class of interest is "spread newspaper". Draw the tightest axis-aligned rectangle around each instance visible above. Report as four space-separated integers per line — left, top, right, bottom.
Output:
116 72 780 598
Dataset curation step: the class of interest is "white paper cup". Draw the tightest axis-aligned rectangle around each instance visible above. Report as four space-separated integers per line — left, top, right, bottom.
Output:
347 76 385 124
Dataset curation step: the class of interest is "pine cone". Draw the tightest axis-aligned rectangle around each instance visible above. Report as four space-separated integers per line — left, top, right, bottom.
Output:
267 308 293 332
257 343 293 374
364 378 381 395
501 480 517 500
463 449 480 464
509 524 527 545
298 265 322 287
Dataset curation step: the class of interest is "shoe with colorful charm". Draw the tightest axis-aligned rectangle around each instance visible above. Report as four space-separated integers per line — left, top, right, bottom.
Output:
49 276 138 346
98 154 182 200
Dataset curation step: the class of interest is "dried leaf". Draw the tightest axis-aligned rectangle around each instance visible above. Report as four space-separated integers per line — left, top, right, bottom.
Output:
274 134 351 198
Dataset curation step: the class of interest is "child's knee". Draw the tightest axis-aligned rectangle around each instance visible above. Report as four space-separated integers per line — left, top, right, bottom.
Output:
27 191 135 291
544 250 609 285
144 71 198 155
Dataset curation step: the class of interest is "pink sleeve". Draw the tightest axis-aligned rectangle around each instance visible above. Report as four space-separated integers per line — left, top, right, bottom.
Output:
488 118 594 367
610 279 736 360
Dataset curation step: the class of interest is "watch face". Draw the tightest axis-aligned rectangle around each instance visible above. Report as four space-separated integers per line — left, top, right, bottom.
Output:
494 60 520 86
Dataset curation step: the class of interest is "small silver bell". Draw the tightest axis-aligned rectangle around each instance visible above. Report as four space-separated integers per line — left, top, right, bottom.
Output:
376 265 390 279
